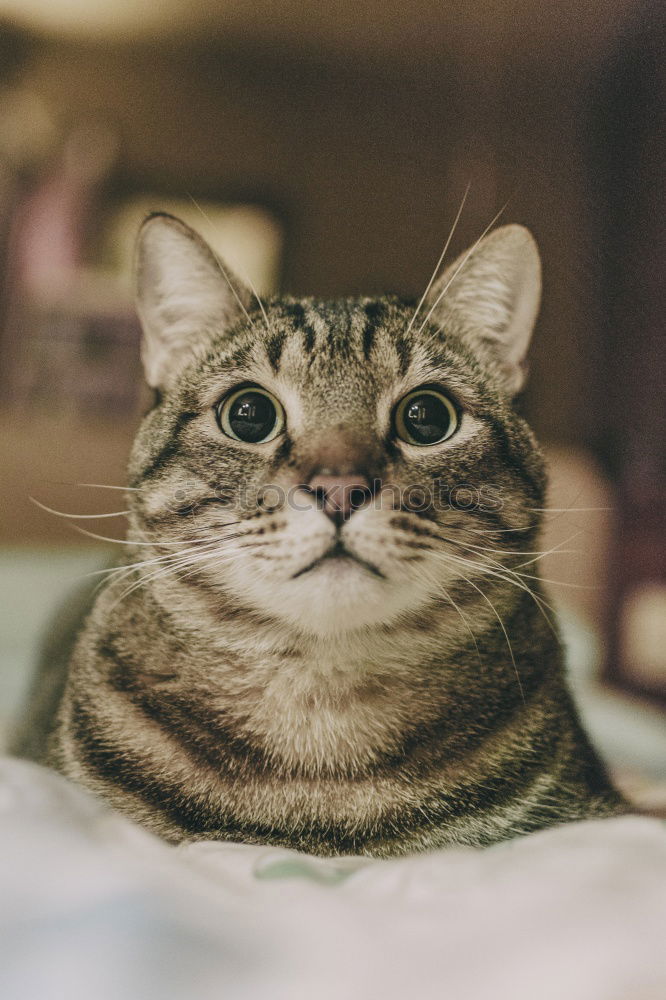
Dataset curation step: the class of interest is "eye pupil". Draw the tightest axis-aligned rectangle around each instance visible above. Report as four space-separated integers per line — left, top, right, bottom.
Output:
407 401 428 423
226 391 277 442
397 390 457 445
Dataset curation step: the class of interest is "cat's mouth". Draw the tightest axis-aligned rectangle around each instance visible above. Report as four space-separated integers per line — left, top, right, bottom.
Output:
292 540 384 580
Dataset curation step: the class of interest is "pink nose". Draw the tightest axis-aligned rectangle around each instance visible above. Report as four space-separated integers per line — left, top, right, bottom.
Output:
307 473 372 523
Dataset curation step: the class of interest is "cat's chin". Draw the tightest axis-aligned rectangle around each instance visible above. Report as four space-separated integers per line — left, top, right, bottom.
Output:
245 556 426 636
292 550 384 583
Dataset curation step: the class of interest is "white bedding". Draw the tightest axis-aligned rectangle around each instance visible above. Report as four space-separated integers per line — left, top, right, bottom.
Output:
2 756 665 1000
2 552 666 998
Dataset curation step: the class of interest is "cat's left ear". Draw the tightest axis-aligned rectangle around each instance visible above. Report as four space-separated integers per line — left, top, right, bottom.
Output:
424 224 541 394
134 213 252 389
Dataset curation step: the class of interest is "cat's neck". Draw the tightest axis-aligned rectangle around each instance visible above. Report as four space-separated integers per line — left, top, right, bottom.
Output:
91 568 544 777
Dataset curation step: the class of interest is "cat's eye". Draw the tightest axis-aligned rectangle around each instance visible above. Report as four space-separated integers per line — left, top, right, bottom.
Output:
216 386 285 444
394 388 459 446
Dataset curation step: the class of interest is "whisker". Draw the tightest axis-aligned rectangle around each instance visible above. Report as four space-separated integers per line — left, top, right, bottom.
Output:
529 506 612 513
442 584 482 664
68 525 162 546
417 562 482 662
531 578 598 591
405 181 470 335
186 194 261 332
90 523 255 589
83 538 229 585
448 540 577 559
89 545 224 599
434 529 548 573
75 532 250 598
513 531 583 569
29 497 130 520
435 529 582 574
459 523 537 536
416 201 509 336
109 539 258 609
173 542 261 583
109 550 224 607
245 275 271 334
434 525 575 579
457 568 526 705
77 483 143 492
466 554 558 623
35 481 143 492
430 546 559 638
63 521 242 547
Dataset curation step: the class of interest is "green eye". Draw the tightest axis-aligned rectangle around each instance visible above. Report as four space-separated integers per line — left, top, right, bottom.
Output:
216 386 285 444
394 388 459 446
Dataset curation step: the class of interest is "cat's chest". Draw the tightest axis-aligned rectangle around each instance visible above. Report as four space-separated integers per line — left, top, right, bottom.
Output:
182 649 442 774
100 599 442 772
92 615 443 775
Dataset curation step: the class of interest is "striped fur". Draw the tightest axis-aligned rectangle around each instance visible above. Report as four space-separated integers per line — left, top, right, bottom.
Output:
15 218 624 854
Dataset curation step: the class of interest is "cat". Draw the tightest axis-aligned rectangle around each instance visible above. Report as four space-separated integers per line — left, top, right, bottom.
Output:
12 213 625 855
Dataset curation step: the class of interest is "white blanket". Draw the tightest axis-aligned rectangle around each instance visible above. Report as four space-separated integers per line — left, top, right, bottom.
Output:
1 756 665 1000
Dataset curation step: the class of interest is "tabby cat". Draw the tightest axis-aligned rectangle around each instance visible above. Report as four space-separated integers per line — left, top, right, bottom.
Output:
13 214 624 855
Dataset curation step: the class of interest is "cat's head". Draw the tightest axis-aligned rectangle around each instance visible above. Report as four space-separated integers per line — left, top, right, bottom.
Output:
127 214 545 636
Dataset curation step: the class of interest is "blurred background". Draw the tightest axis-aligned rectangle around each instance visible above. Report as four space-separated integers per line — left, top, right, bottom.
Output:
0 2 663 797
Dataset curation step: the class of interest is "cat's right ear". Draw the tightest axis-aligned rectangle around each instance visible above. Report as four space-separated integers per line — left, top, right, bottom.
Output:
423 224 541 395
134 213 252 389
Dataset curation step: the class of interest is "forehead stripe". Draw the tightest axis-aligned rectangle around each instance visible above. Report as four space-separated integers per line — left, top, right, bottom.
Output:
265 329 287 372
395 333 412 376
279 301 317 356
362 301 385 360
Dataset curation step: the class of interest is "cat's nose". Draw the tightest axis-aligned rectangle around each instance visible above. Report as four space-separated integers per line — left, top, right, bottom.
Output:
306 472 372 525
